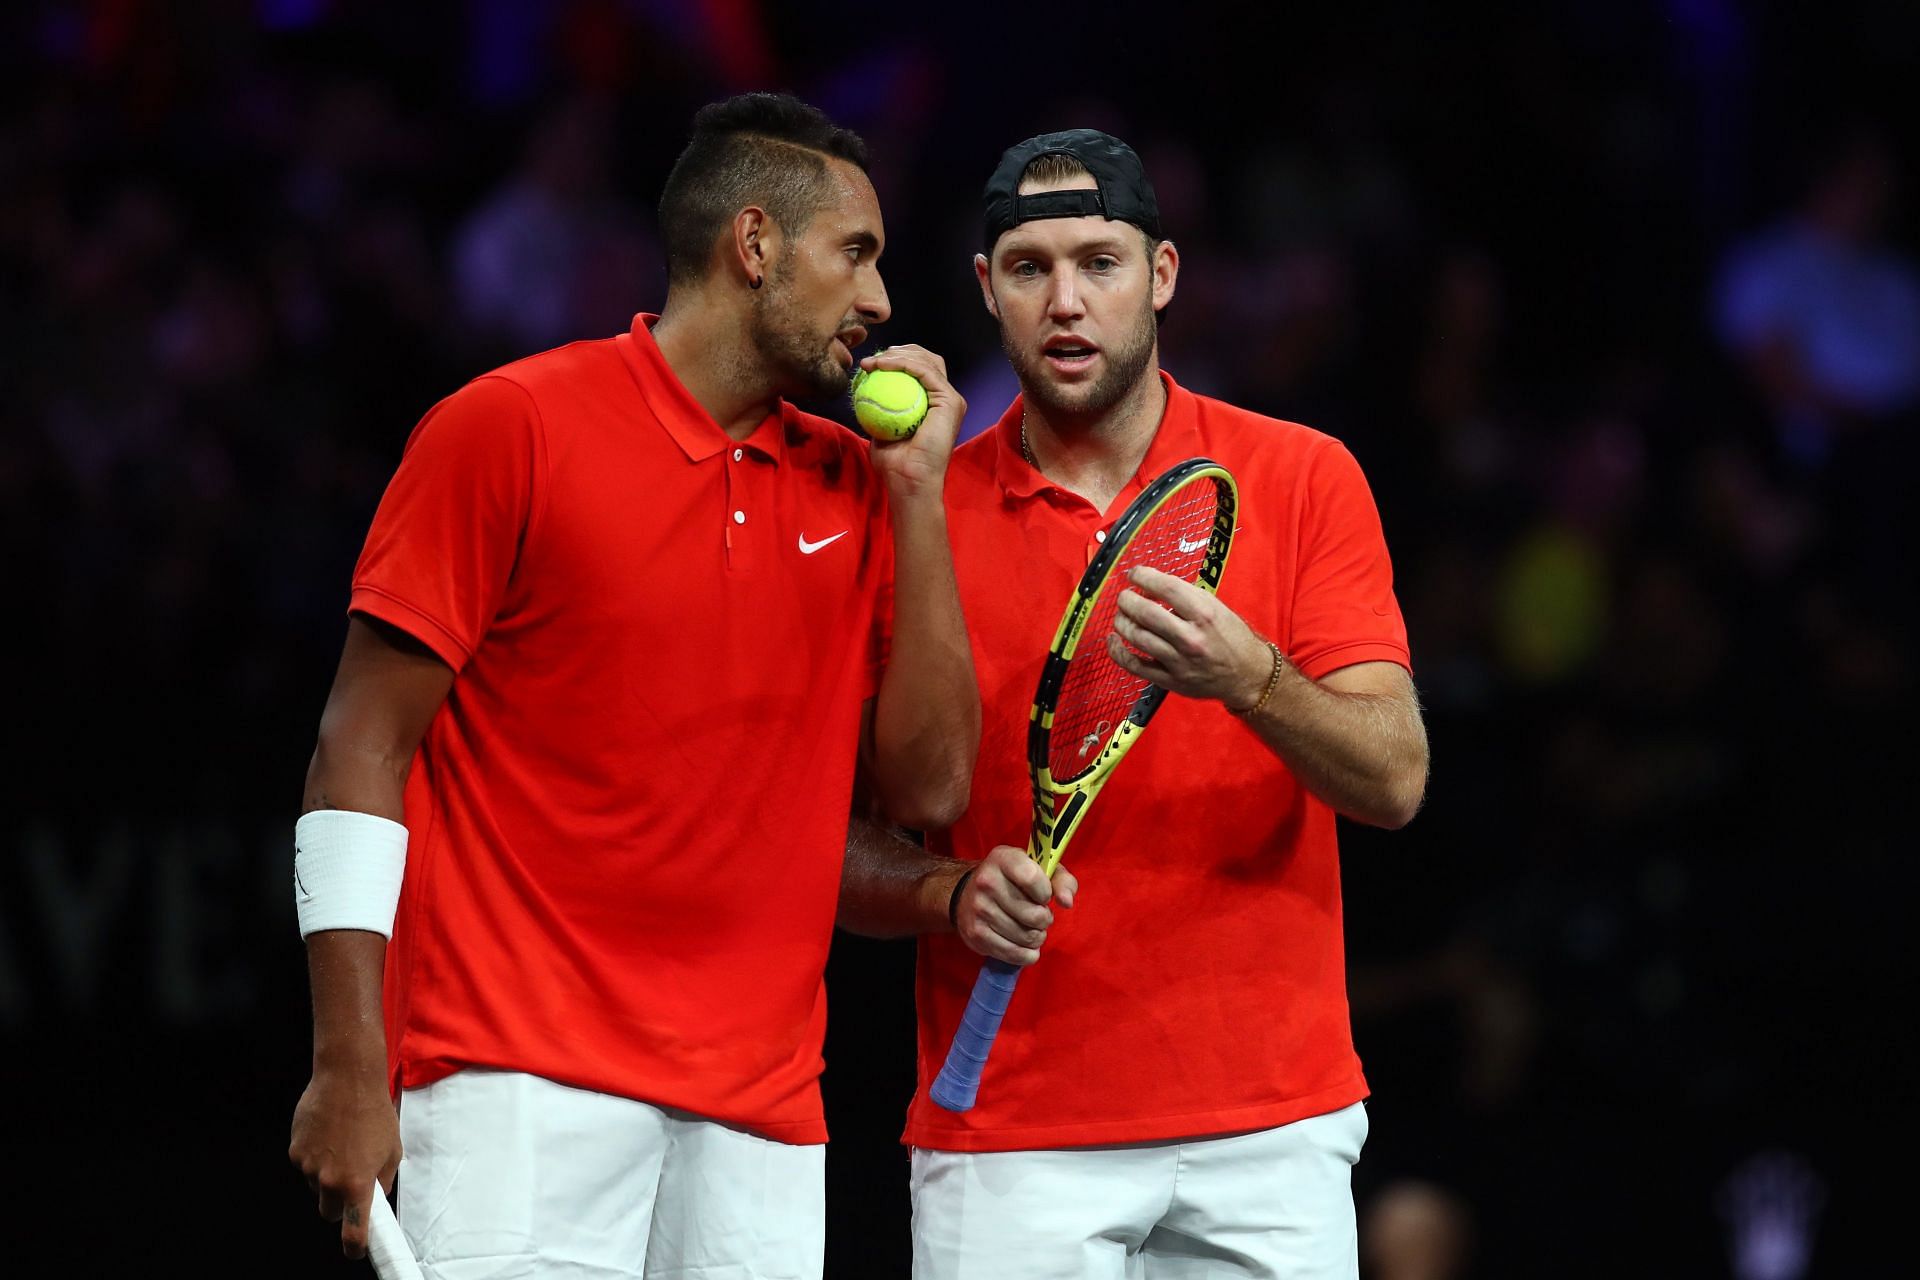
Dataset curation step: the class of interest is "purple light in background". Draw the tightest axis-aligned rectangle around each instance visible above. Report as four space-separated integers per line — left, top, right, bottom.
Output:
1665 0 1752 232
256 0 330 30
34 3 85 61
468 0 554 106
633 0 777 89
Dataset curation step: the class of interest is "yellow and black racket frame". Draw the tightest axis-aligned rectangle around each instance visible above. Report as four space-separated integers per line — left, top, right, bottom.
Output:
1025 457 1239 874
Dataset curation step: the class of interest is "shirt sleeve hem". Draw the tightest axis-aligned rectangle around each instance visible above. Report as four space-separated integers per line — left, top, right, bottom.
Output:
349 585 474 671
1294 641 1411 682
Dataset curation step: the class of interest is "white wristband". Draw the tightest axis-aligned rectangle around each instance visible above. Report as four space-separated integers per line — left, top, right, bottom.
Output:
294 810 409 939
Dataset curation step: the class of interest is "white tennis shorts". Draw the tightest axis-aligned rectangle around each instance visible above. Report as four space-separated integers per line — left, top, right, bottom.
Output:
395 1069 824 1279
910 1102 1368 1280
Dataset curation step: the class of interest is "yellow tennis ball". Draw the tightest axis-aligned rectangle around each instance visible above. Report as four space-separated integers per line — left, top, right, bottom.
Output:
850 368 929 441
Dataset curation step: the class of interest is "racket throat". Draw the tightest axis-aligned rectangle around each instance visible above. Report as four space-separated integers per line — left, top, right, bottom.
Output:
1030 789 1091 872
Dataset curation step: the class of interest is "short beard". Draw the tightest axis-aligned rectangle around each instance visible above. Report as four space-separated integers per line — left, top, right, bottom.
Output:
1002 297 1158 424
748 264 853 399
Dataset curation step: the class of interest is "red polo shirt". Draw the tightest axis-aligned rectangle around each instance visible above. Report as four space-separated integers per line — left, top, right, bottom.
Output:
906 373 1409 1151
352 315 891 1143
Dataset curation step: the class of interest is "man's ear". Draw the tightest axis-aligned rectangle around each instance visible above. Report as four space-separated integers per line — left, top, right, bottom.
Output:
731 206 778 289
974 254 998 318
1150 239 1179 313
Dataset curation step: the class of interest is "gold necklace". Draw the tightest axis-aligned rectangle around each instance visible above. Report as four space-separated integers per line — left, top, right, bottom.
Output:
1020 413 1037 467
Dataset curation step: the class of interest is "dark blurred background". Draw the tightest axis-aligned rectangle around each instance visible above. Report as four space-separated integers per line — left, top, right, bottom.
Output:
2 1 1913 1275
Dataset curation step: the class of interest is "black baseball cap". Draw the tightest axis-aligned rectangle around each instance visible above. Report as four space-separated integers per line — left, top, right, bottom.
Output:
982 128 1163 251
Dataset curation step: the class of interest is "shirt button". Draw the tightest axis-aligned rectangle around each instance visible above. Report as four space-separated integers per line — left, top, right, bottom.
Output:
733 448 744 461
733 510 746 524
1095 529 1107 543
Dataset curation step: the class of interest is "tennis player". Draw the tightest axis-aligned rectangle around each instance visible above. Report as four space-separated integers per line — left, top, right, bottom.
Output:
837 129 1428 1278
287 93 979 1279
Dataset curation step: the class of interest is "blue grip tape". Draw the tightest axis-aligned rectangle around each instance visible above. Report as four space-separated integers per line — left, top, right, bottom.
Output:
929 958 1023 1112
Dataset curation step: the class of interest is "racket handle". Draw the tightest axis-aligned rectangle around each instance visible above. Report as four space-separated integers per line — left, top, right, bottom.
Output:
367 1181 424 1280
929 957 1023 1112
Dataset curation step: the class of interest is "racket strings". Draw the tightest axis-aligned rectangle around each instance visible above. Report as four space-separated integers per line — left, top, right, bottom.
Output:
1048 481 1222 782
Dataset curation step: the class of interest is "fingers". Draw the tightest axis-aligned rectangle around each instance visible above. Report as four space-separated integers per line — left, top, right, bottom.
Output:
1127 565 1210 612
1112 596 1185 665
973 898 1048 965
310 1172 371 1260
957 846 1063 966
1110 574 1268 705
289 1079 404 1262
988 844 1055 902
979 847 1054 925
859 343 951 387
1051 863 1079 909
858 345 965 454
339 1184 372 1260
1108 633 1171 688
858 344 959 415
314 1178 341 1223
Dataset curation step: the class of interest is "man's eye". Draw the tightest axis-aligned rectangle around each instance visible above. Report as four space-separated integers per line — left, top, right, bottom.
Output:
1012 261 1040 277
1089 257 1118 272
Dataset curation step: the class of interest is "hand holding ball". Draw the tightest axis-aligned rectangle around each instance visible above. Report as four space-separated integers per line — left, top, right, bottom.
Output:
851 368 929 442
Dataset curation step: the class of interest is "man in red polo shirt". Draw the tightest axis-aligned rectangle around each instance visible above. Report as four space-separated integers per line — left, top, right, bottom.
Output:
287 93 979 1279
838 130 1428 1277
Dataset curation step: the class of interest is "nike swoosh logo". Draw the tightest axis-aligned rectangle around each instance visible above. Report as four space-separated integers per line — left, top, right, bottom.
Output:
798 531 849 555
1177 535 1210 553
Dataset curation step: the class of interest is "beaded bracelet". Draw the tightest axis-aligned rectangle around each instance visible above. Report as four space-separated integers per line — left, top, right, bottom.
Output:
1232 641 1285 717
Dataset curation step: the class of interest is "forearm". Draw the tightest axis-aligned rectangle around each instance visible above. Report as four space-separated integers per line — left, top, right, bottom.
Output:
298 729 410 1067
302 738 409 820
836 812 969 938
871 488 980 829
1238 655 1428 828
307 929 392 1073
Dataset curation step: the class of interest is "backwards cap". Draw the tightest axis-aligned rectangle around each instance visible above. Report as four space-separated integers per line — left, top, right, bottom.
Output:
982 128 1162 251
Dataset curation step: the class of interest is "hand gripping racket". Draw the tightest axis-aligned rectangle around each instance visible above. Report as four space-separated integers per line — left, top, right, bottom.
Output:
368 1183 424 1280
930 457 1238 1112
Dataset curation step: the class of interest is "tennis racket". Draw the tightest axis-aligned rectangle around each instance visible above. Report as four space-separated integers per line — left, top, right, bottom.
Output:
367 1182 423 1280
929 457 1238 1112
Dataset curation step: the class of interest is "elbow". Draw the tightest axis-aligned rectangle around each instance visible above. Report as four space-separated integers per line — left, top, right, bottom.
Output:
1375 794 1422 831
871 705 979 833
875 741 976 831
881 771 972 833
1372 758 1429 831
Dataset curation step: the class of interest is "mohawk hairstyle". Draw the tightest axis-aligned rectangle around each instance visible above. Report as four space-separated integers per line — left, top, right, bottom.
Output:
658 93 871 288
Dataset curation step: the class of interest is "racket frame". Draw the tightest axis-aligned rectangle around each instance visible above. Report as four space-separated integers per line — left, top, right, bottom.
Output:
1024 458 1238 874
927 456 1239 1114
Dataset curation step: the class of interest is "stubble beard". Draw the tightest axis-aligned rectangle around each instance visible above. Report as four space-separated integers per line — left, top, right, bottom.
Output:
1003 296 1158 425
749 264 854 399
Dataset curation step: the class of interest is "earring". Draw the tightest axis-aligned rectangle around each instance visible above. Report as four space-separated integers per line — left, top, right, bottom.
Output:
750 276 762 290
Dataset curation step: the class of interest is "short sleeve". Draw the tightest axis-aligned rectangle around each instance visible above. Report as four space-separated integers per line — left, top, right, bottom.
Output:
1287 439 1411 680
349 376 543 670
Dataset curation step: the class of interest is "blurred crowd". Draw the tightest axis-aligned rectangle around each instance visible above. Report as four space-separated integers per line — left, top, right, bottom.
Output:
4 2 1912 1275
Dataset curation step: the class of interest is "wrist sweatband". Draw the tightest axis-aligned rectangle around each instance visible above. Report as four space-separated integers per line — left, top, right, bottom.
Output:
294 810 409 939
947 866 978 929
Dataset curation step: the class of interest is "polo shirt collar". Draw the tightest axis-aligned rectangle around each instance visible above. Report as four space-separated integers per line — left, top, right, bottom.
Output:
620 313 786 465
992 370 1202 506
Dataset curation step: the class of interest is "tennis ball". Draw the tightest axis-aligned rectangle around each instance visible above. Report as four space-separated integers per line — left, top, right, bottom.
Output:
850 368 929 441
